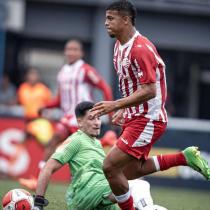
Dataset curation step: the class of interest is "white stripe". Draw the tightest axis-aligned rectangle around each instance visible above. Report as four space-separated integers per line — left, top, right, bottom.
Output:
145 44 165 66
152 156 160 171
132 120 154 147
145 45 168 122
115 190 131 203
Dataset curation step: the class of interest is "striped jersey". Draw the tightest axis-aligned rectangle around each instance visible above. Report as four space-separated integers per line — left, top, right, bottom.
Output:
113 31 167 122
57 59 109 115
51 130 105 179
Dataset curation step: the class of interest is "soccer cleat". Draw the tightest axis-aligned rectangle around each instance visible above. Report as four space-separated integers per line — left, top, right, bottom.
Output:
18 176 38 191
183 146 210 180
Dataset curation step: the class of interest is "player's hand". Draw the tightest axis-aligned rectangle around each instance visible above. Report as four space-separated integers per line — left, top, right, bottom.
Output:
33 195 49 210
112 109 125 126
90 101 118 118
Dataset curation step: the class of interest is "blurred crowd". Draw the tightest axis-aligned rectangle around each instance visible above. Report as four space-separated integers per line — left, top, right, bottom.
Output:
0 68 60 119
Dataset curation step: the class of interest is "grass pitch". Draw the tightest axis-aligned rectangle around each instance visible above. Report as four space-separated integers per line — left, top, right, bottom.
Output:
0 179 209 210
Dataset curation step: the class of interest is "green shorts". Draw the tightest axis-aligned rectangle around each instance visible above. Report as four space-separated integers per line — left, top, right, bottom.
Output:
66 171 119 210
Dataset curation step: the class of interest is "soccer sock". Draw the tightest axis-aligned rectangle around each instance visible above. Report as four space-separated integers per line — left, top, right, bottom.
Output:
153 152 187 171
115 190 135 210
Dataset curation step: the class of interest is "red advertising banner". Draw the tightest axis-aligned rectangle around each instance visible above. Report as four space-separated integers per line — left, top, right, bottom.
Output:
0 117 70 182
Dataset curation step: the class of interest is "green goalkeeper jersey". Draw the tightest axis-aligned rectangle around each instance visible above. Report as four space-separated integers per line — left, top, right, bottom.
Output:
51 130 119 210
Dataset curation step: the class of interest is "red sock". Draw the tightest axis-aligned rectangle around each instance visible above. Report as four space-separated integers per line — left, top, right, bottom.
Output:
157 152 187 171
118 196 135 210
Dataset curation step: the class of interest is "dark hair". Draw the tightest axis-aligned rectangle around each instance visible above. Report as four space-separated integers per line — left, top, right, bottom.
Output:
106 0 137 26
75 101 94 118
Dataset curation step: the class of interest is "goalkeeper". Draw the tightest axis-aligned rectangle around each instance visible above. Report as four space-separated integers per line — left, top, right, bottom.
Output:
33 101 166 210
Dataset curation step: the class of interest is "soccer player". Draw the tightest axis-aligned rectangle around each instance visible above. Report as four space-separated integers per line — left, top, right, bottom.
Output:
40 38 113 161
90 1 210 210
33 101 167 210
19 38 113 190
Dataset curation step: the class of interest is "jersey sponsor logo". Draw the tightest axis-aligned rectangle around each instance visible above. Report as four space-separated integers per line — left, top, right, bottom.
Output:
120 137 128 145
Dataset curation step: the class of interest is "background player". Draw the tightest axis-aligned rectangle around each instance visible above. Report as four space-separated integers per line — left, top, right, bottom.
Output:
19 38 113 190
41 38 113 161
33 101 167 210
91 1 210 210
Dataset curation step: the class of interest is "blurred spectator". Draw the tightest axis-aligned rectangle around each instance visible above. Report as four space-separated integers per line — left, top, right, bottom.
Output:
0 74 23 116
0 73 17 105
17 68 52 119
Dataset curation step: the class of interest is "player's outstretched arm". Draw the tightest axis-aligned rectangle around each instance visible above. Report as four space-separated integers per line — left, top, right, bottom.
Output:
90 83 156 117
34 159 63 209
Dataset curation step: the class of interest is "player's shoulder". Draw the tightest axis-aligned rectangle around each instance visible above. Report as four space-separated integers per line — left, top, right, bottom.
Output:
133 35 156 50
59 132 81 149
59 64 68 71
82 63 96 73
131 35 156 56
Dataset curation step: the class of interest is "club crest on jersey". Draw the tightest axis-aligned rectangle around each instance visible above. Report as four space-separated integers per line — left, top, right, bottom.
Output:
121 58 131 69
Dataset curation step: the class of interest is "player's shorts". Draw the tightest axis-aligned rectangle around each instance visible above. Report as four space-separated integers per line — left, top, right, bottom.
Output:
66 161 119 210
55 114 78 140
116 116 167 160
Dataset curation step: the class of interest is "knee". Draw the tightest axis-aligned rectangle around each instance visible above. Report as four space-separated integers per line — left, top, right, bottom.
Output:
103 158 116 178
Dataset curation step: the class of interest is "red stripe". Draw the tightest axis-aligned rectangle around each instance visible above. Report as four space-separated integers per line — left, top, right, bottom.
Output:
2 190 12 207
143 102 148 115
127 63 138 115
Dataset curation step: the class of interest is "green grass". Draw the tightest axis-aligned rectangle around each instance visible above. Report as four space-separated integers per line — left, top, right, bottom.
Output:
0 179 210 210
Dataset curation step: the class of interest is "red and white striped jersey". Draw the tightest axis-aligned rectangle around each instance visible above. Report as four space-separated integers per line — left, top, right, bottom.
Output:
113 31 167 122
56 59 112 115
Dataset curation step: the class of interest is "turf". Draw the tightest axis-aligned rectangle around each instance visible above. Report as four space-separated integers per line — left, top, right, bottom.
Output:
0 179 209 210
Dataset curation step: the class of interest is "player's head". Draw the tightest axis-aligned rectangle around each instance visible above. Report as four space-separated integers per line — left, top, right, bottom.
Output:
64 38 84 64
75 101 101 137
105 0 136 38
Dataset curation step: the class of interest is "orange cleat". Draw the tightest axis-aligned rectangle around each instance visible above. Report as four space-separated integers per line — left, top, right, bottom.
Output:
18 176 38 191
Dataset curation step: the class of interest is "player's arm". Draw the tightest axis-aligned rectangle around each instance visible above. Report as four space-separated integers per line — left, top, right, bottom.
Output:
115 83 156 109
85 65 113 101
34 137 80 209
91 45 157 116
44 91 60 109
34 158 63 209
90 83 156 116
38 91 60 116
36 159 62 196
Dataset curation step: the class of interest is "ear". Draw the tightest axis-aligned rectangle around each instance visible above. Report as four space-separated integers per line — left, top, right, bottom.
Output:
123 15 130 25
77 118 83 127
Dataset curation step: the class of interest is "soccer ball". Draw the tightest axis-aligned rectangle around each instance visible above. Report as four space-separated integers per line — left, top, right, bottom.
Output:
2 189 34 210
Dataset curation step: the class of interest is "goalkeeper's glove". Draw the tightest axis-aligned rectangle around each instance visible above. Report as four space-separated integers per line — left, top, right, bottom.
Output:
33 195 49 210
